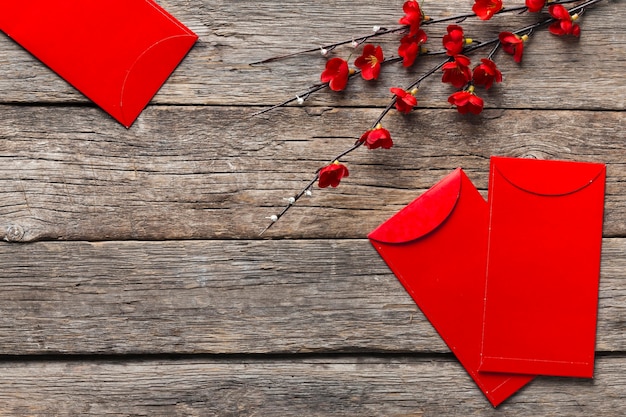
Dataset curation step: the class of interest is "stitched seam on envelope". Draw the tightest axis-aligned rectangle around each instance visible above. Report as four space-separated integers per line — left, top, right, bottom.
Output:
484 357 591 365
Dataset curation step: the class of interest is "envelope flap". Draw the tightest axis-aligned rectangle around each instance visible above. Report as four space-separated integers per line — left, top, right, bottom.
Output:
120 33 197 127
368 168 461 243
493 157 605 196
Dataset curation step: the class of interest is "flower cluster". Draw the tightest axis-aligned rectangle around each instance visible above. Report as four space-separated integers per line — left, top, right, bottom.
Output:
257 0 602 233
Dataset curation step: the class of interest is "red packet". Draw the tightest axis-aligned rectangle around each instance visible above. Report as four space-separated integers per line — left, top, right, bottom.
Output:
480 157 606 378
369 168 534 407
0 0 197 127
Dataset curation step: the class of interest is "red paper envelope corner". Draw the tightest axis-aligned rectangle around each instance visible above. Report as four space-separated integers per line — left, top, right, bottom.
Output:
480 157 606 378
0 0 198 127
369 168 534 407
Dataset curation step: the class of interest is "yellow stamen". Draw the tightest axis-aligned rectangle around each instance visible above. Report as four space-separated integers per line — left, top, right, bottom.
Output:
465 38 473 45
521 34 529 42
367 56 379 67
375 123 383 130
349 68 356 75
410 88 419 96
468 85 475 94
572 13 579 21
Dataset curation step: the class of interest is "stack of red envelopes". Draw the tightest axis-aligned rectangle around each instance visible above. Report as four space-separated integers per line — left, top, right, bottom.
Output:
0 0 198 128
369 156 606 406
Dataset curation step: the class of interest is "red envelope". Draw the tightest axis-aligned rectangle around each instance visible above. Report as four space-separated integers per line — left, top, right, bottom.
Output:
369 168 534 407
480 157 606 378
0 0 197 127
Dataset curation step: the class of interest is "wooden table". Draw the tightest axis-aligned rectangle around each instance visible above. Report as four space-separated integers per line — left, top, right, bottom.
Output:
1 1 624 415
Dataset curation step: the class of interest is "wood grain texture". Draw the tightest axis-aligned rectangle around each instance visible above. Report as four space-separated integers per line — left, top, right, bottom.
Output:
0 356 624 416
0 0 623 110
1 107 623 241
0 239 623 355
0 1 624 415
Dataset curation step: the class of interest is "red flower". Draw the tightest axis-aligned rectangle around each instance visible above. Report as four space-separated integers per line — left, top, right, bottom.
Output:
472 58 502 90
398 29 428 67
526 0 546 13
448 87 484 115
359 124 393 149
472 0 503 21
499 32 527 63
320 57 350 91
390 87 418 114
318 161 349 188
548 4 581 37
354 44 384 80
443 25 468 56
442 55 472 88
399 0 424 36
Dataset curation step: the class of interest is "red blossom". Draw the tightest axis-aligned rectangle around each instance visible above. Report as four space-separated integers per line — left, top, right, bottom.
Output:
320 57 350 91
548 4 581 37
526 0 546 13
472 0 503 21
442 55 472 88
472 58 502 90
318 161 349 188
448 88 484 115
354 44 384 80
443 25 467 56
359 124 393 149
398 29 428 67
390 87 418 114
399 0 424 36
499 32 526 63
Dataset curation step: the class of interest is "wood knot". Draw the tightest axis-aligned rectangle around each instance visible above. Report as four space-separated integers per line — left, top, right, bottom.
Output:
5 224 25 242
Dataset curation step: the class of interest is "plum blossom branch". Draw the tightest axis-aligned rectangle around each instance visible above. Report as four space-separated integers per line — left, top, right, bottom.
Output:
250 0 582 66
258 0 605 235
251 0 590 118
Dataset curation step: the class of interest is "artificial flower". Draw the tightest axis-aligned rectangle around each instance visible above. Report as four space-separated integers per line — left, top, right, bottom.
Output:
472 0 503 21
548 4 581 36
499 32 527 63
448 87 484 115
472 58 502 89
442 55 472 88
526 0 546 13
359 124 394 149
399 0 424 36
390 87 418 114
320 57 350 91
354 44 384 80
318 161 349 188
443 25 469 56
398 29 428 67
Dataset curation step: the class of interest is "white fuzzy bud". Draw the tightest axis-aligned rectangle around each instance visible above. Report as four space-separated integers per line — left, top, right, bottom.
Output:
372 25 381 32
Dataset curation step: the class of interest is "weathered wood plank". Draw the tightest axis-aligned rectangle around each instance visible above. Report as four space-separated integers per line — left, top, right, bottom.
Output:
0 355 624 416
0 239 622 355
1 107 623 241
0 0 623 110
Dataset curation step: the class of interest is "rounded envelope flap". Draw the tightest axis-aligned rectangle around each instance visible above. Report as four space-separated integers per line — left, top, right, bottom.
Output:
368 168 462 243
120 34 198 127
494 157 605 196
